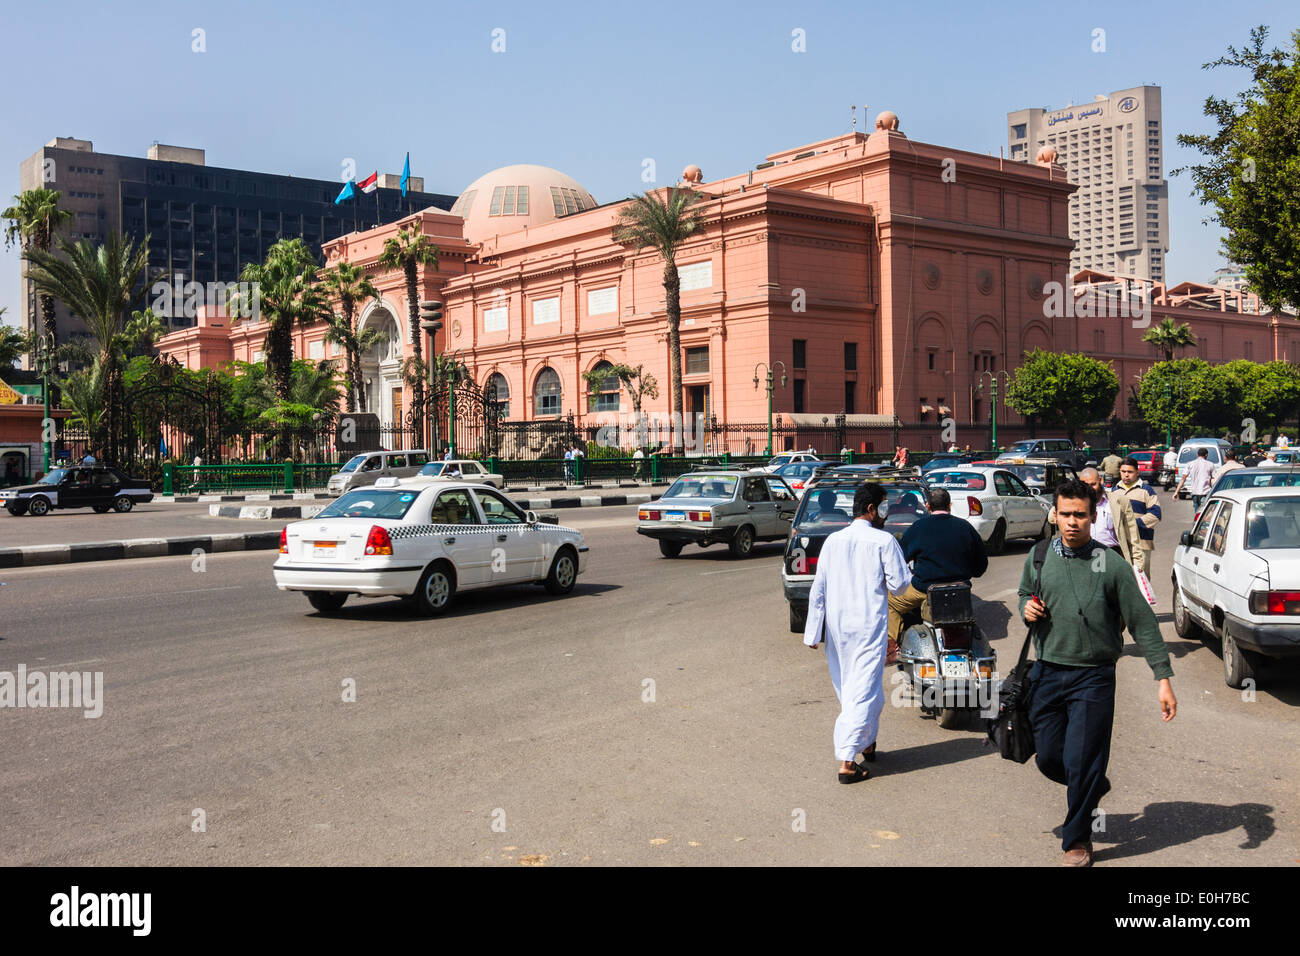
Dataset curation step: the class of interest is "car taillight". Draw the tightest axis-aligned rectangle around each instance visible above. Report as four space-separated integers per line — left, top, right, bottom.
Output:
364 525 393 556
1250 590 1300 615
918 665 937 678
279 527 288 554
638 509 661 521
688 511 711 522
792 481 804 490
968 496 983 515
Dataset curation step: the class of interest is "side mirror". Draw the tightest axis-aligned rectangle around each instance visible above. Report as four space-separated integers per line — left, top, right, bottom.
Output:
1179 531 1191 547
525 510 538 524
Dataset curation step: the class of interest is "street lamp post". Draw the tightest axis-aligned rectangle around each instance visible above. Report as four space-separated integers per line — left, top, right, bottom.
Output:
753 361 787 457
419 300 444 453
37 332 55 473
441 349 464 458
976 370 1011 452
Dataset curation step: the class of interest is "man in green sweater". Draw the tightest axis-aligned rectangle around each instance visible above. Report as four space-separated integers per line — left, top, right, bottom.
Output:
1018 477 1177 867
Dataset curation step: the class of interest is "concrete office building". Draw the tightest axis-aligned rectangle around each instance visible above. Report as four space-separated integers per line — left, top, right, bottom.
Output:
15 138 454 346
1008 86 1169 284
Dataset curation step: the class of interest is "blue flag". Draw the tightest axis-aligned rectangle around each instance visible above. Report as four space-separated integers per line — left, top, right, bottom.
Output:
400 153 410 198
334 180 357 204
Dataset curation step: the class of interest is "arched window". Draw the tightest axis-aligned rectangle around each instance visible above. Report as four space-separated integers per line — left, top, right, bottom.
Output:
588 361 621 412
534 367 562 417
484 373 510 420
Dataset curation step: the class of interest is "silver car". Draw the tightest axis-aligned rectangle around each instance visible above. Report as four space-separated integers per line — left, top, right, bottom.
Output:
326 450 431 496
636 469 799 558
923 466 1050 554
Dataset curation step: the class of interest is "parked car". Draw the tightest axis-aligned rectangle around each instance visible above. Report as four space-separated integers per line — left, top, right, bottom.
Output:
757 451 824 474
781 473 932 631
1264 447 1300 465
1127 450 1164 483
995 438 1085 469
409 459 505 489
771 460 836 498
985 458 1080 497
636 468 798 558
1174 438 1232 497
919 453 979 473
274 478 587 615
922 466 1050 554
1172 486 1300 687
325 450 432 496
1211 466 1300 494
1 464 154 516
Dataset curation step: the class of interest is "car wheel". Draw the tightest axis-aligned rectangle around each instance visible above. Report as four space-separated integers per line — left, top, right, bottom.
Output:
113 495 134 513
1222 632 1256 690
658 540 683 559
306 591 348 614
986 519 1006 556
93 504 111 513
544 547 579 595
414 561 456 615
789 603 807 633
1035 517 1050 542
27 496 50 517
1172 583 1197 639
729 525 755 558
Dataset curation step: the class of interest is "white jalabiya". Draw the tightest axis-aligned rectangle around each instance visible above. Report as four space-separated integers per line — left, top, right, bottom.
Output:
803 519 913 760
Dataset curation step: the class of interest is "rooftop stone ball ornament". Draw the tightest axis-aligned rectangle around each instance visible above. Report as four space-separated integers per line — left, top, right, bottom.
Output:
874 111 900 132
1036 145 1059 165
681 165 703 185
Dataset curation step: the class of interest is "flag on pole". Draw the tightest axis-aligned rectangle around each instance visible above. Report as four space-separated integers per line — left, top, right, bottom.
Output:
358 172 379 193
400 153 410 197
334 180 357 204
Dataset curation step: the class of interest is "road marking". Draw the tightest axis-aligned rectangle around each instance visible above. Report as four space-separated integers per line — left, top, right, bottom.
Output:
699 565 772 576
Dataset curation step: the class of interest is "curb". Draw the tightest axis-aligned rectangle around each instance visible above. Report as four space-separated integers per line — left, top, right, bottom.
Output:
157 482 671 504
0 531 282 569
209 493 655 520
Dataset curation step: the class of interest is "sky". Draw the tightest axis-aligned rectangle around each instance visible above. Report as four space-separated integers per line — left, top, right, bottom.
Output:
1 0 1296 330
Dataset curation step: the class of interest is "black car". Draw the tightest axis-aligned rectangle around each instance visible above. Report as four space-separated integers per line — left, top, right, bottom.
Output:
781 473 930 631
0 464 154 516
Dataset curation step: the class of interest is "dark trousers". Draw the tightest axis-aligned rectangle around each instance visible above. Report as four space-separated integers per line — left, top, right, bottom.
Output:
1029 660 1116 851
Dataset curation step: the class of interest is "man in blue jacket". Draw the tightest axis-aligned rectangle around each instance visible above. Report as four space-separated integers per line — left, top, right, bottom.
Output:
887 488 988 662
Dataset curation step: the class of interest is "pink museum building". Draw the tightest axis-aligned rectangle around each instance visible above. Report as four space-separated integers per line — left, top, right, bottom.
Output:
157 114 1284 451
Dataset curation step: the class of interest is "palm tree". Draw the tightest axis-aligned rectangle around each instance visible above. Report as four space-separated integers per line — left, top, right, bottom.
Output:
24 234 150 459
612 188 707 454
378 227 439 437
1142 316 1197 362
320 262 382 412
3 188 75 343
0 310 32 367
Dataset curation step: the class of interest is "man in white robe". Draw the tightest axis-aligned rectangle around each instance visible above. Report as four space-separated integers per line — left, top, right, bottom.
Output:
804 483 913 781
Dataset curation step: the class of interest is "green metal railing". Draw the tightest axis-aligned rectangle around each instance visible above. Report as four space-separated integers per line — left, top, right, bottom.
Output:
163 463 344 495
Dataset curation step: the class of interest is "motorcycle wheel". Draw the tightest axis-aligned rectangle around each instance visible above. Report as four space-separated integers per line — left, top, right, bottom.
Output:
937 707 962 729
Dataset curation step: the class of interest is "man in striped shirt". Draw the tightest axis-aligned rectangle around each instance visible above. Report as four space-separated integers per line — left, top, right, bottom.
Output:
1112 457 1162 578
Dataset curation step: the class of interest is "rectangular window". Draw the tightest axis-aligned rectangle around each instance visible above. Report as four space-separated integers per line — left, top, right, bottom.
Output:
793 379 805 413
678 261 712 291
685 347 709 374
844 342 857 370
792 339 807 369
927 349 936 371
489 186 504 216
532 296 560 325
516 186 528 216
550 186 564 217
844 381 855 414
502 185 516 215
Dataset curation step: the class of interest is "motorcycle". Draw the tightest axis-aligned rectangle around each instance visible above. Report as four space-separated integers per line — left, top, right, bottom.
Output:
897 582 998 729
1158 466 1176 491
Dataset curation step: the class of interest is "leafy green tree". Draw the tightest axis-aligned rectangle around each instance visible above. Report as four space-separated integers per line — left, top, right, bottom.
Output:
612 188 707 454
1004 350 1120 442
378 228 439 435
1174 26 1300 311
1217 359 1300 434
1135 359 1236 437
3 188 75 341
321 261 382 413
0 312 31 367
1142 316 1197 362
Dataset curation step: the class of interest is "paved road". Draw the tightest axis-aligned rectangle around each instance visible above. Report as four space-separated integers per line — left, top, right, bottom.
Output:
0 497 1295 865
0 503 268 549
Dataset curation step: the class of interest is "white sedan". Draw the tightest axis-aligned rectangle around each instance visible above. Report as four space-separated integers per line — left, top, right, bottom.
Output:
1172 486 1300 688
273 478 587 615
409 459 505 488
922 466 1050 554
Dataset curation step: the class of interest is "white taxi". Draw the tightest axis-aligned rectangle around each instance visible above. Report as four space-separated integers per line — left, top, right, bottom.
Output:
273 478 588 615
922 466 1050 554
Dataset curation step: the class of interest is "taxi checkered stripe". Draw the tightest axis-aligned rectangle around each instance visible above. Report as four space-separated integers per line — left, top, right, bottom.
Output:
384 522 579 539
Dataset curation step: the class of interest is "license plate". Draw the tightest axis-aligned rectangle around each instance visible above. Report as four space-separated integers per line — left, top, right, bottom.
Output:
941 654 971 679
312 541 339 558
665 512 686 521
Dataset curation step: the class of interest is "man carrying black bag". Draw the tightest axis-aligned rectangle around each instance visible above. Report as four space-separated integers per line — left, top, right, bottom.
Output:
1017 477 1177 867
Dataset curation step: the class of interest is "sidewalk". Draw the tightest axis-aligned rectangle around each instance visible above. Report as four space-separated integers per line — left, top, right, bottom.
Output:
158 480 671 504
210 489 659 520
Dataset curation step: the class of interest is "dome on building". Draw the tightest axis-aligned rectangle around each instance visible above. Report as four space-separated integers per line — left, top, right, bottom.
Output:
449 164 598 244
